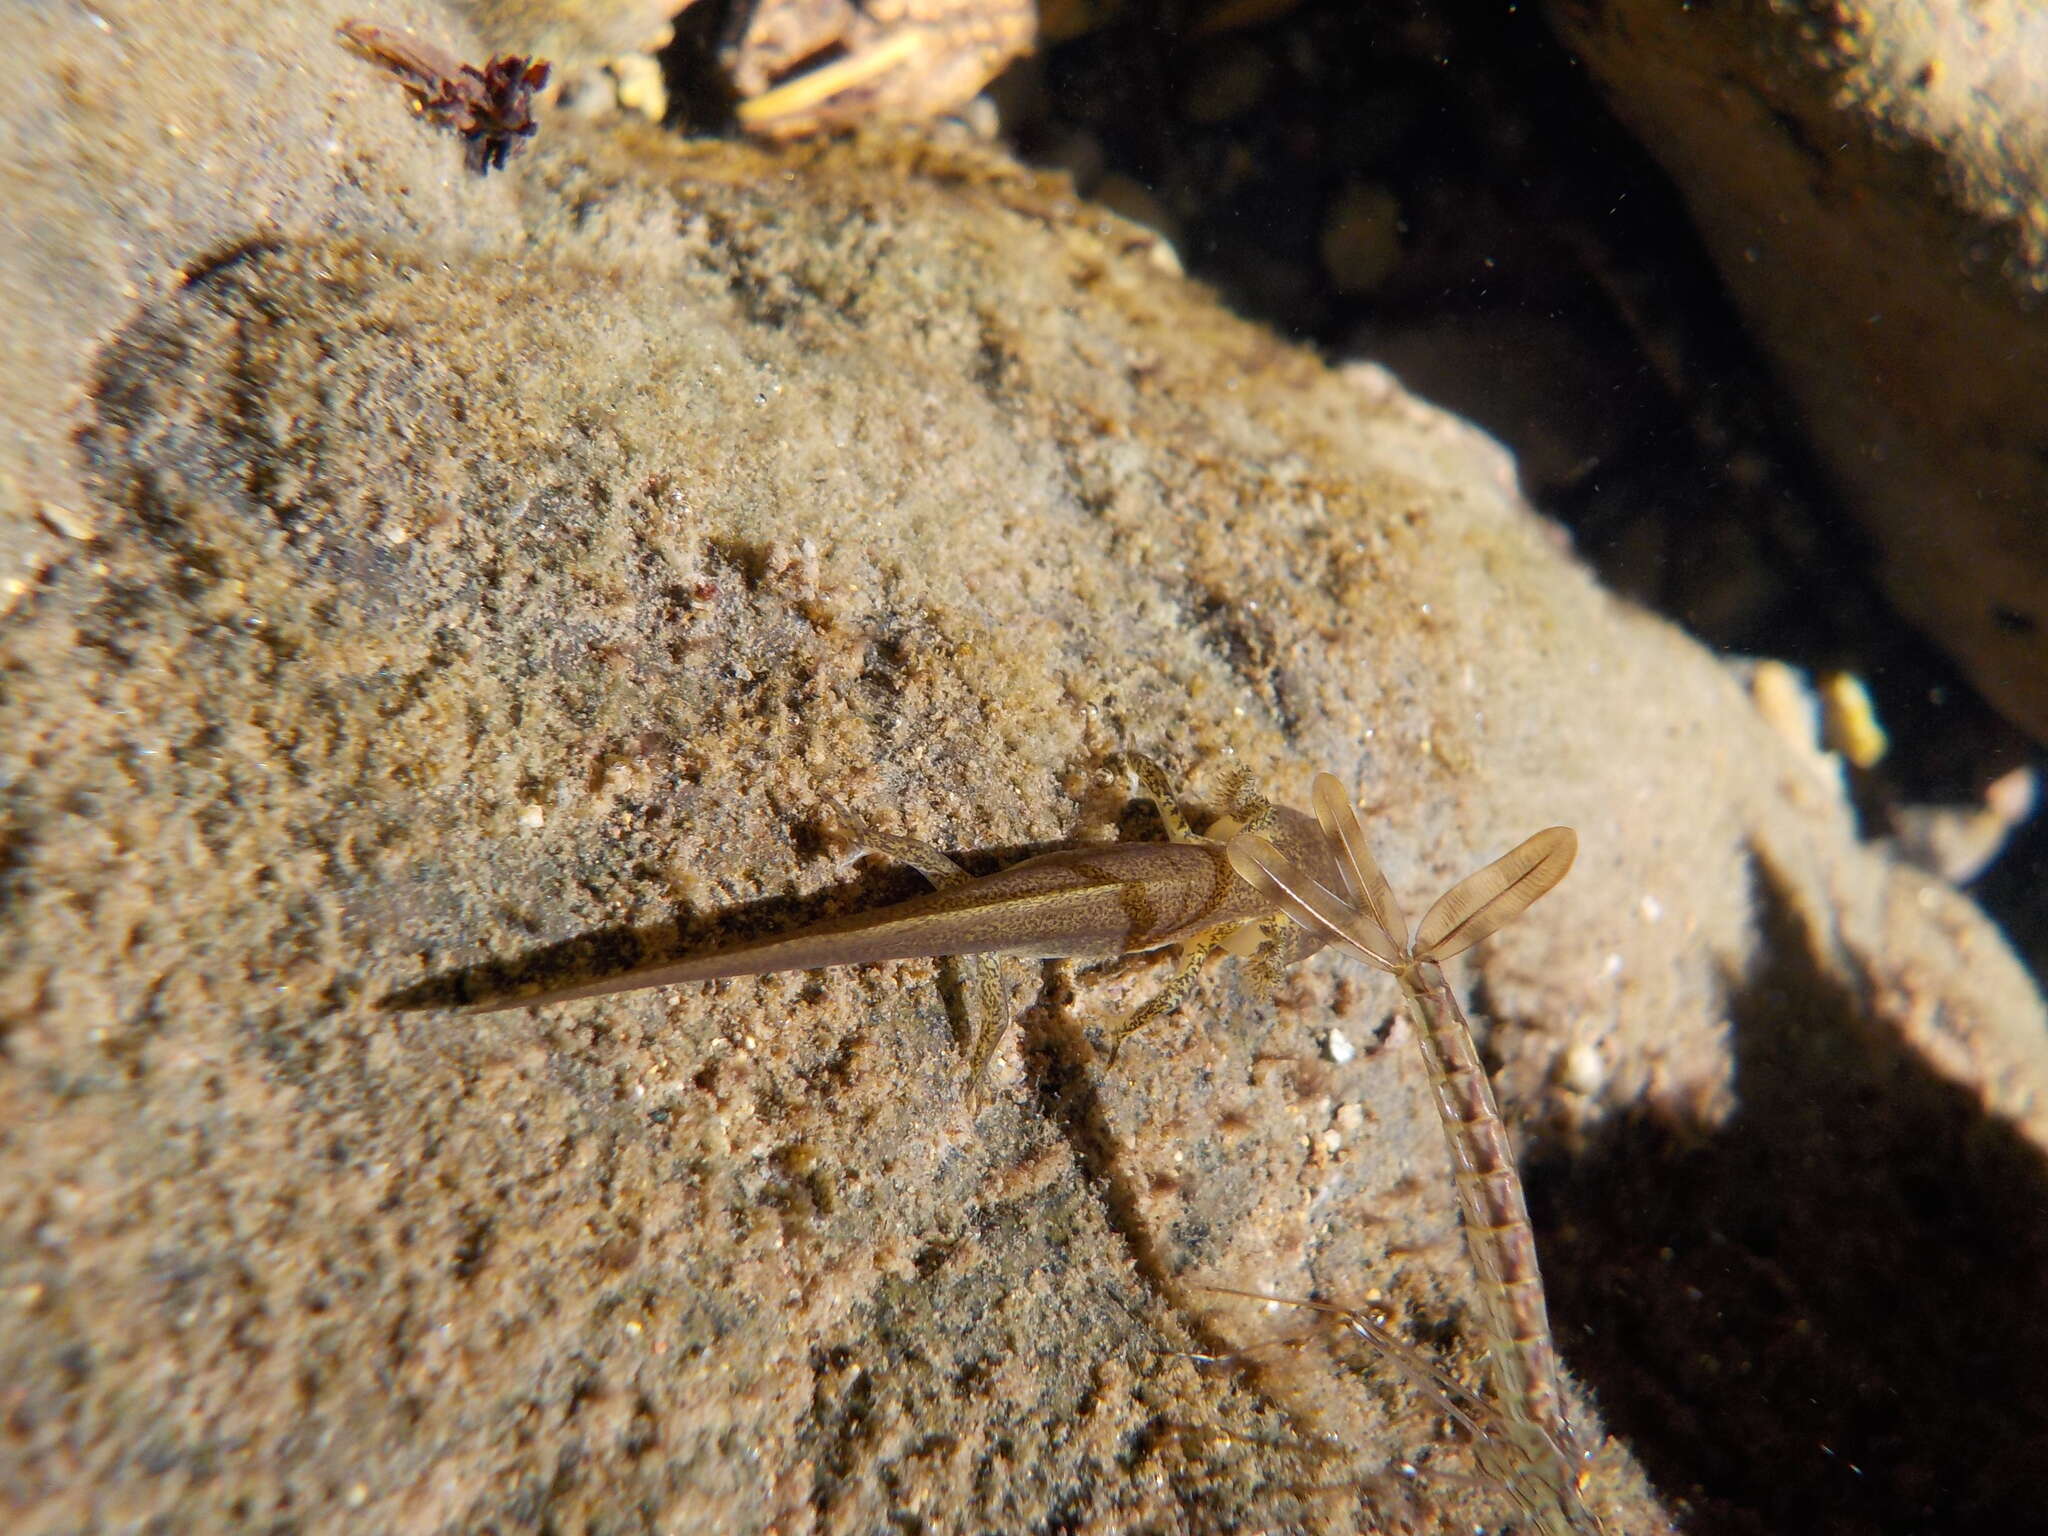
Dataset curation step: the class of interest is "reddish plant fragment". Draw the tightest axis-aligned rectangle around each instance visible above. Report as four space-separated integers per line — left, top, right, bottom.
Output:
341 19 551 174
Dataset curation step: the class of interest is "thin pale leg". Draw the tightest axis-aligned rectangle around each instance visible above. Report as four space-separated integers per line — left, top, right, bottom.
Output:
1115 752 1200 842
1121 753 1279 842
819 798 1010 1102
1240 914 1296 996
1221 766 1278 836
1106 931 1228 1062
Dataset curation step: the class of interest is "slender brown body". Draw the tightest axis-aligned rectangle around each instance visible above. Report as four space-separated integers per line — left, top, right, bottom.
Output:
462 794 1335 1016
446 760 1592 1524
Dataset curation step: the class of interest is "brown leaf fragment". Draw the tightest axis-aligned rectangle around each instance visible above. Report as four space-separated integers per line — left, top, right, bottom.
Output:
340 19 551 174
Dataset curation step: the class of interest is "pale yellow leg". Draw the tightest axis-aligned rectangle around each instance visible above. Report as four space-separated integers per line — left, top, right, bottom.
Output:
1221 766 1278 836
817 797 1009 1105
1107 930 1230 1063
1114 752 1199 842
1241 914 1295 996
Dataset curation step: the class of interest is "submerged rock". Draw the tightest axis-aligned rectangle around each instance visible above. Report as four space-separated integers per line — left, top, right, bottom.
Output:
1554 0 2048 744
5 3 2047 1531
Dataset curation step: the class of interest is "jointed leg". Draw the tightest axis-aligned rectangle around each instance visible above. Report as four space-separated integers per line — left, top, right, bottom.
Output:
1107 929 1226 1063
1241 915 1295 997
819 797 1010 1103
957 951 1010 1106
1221 766 1278 837
1114 753 1199 843
821 796 973 889
1109 908 1294 1064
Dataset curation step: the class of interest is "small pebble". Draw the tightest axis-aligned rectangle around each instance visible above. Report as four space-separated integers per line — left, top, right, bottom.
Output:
1819 670 1888 768
1325 1027 1356 1064
1986 764 2038 826
1750 659 1818 754
37 501 97 541
1561 1040 1606 1096
610 54 668 121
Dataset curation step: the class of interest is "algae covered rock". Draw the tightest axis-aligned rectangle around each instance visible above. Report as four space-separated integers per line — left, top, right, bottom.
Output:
5 3 2048 1531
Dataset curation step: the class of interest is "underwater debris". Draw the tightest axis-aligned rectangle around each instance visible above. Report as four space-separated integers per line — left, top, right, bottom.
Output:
341 19 551 173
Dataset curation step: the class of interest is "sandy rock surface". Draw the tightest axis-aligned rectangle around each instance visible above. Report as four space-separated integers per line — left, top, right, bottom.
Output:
6 2 2048 1533
460 0 681 68
1548 0 2048 746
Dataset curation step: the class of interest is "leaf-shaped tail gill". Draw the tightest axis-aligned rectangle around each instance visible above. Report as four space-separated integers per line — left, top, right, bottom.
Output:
1226 830 1404 971
1310 775 1411 951
1411 827 1576 963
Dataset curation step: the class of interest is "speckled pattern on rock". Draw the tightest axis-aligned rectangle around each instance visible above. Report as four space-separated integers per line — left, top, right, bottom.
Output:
6 3 2048 1533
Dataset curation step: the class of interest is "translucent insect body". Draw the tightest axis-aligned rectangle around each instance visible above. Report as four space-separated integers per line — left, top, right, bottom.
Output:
1228 778 1600 1535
